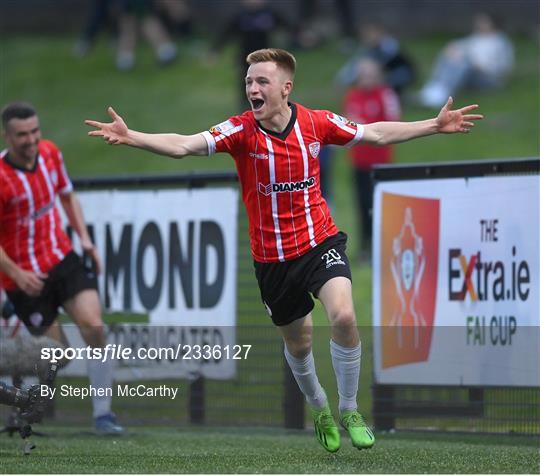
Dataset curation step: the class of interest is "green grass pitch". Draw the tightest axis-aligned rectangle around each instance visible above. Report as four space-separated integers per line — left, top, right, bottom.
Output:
1 427 538 473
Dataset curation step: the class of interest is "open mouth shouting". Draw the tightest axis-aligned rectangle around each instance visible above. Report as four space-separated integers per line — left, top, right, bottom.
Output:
251 98 265 112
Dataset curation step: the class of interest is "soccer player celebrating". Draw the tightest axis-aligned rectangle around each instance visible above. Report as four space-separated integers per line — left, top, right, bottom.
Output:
86 48 482 452
0 102 123 435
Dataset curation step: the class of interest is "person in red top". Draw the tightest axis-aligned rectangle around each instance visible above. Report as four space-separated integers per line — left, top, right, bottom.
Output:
86 48 483 452
344 58 401 261
0 102 123 434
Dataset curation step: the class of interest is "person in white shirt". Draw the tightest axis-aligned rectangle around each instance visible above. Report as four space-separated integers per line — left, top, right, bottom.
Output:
418 13 514 108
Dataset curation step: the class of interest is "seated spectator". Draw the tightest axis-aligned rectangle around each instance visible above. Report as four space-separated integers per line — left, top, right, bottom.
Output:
336 23 416 96
208 0 291 111
418 13 514 108
73 0 119 58
116 0 177 71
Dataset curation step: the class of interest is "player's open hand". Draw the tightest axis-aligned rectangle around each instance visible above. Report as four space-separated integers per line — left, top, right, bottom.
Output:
15 269 47 297
85 107 129 145
81 240 103 275
436 97 483 134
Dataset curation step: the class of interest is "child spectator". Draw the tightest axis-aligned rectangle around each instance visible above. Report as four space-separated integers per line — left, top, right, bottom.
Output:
344 58 400 262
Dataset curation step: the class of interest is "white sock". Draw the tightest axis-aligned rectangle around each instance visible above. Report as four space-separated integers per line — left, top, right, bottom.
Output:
284 346 327 409
330 339 361 413
86 358 113 418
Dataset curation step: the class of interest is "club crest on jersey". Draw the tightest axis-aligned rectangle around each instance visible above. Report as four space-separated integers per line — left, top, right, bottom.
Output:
258 177 316 196
209 120 235 135
308 141 320 158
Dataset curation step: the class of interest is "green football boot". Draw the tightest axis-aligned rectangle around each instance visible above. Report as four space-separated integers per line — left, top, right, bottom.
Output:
311 405 341 453
340 410 375 449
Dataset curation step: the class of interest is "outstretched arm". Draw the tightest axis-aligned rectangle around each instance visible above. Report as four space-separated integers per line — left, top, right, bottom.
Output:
85 107 209 158
362 97 483 146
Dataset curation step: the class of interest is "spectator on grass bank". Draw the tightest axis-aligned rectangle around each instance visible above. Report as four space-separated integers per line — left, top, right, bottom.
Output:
293 0 356 51
335 23 416 97
155 0 193 40
344 58 400 263
116 0 177 71
74 0 184 70
208 0 291 111
73 0 119 58
417 12 514 108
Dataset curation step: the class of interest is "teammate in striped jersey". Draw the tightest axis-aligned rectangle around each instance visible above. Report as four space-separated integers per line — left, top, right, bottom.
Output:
86 48 483 452
0 102 123 435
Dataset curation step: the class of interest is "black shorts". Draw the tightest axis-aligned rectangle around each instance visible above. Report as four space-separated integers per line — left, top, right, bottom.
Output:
6 251 98 335
254 232 352 327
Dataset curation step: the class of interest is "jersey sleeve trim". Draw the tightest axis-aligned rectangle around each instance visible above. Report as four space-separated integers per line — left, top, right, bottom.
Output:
345 123 364 148
205 121 245 155
327 113 357 136
59 184 73 195
201 131 216 156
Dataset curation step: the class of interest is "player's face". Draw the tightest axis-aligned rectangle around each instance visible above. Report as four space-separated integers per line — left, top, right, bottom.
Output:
245 62 292 121
3 116 41 163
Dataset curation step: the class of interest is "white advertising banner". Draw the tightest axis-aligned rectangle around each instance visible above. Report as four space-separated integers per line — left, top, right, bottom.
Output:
60 187 239 380
373 175 539 386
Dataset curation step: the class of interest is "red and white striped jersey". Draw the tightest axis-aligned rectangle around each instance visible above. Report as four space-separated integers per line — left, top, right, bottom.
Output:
0 140 73 290
202 102 364 262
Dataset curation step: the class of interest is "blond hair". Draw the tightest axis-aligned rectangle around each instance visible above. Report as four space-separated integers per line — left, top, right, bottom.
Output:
246 48 296 78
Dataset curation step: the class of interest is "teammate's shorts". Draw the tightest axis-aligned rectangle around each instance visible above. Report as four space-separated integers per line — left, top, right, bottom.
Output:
254 231 352 327
6 251 98 335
